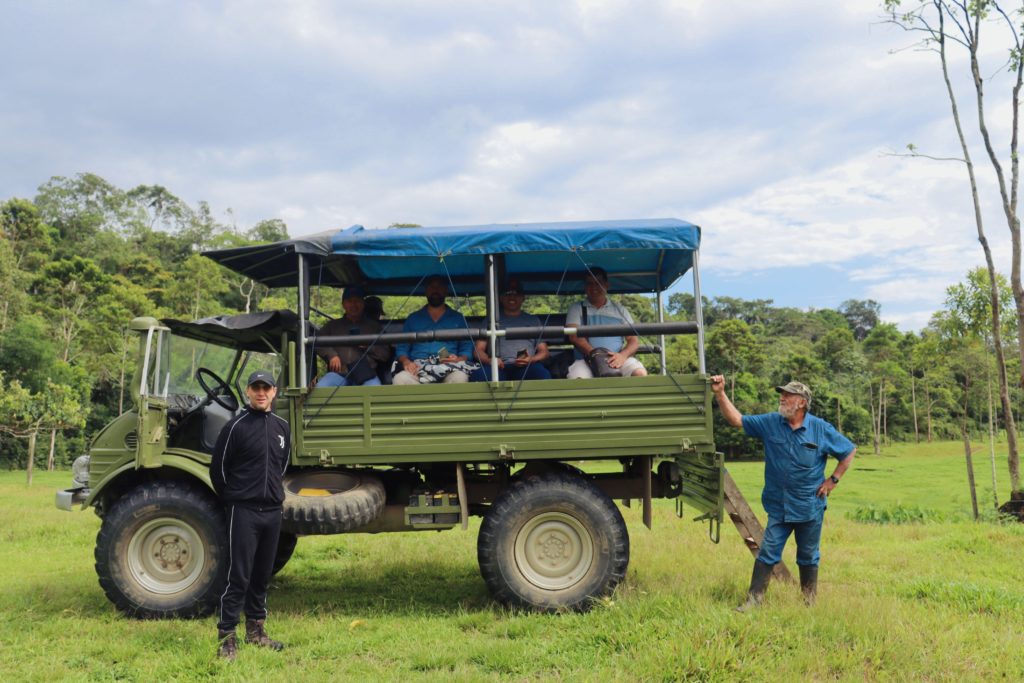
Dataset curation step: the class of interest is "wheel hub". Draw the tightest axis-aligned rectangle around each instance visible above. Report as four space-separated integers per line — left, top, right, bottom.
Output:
157 537 186 568
127 519 206 594
514 512 594 591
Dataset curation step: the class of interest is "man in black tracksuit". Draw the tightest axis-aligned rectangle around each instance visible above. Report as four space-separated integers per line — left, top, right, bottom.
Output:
210 370 290 660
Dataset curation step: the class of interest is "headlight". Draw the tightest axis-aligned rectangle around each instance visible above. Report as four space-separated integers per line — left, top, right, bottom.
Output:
72 455 90 488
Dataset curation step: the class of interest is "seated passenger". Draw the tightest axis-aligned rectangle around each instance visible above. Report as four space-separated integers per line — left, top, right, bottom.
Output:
363 295 384 321
315 286 390 387
565 266 648 378
392 275 477 385
470 277 551 382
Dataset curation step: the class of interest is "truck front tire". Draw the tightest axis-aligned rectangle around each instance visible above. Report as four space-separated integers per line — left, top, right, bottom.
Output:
477 472 629 612
95 482 228 619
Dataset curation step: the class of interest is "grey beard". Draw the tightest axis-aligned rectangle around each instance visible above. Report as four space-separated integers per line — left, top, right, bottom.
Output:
778 404 798 419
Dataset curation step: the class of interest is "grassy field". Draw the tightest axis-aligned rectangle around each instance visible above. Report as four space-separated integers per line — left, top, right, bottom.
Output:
1 441 1022 682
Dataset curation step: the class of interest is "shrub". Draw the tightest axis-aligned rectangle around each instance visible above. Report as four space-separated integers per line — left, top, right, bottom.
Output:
848 503 943 524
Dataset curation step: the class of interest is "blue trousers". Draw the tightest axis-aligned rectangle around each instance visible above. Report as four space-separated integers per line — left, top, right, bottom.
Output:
318 372 381 387
757 512 824 567
469 364 552 382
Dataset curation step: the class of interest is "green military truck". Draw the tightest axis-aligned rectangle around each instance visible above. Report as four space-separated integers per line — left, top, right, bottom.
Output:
56 218 723 616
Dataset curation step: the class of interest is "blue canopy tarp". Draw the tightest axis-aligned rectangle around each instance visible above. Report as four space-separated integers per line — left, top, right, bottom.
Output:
203 218 700 295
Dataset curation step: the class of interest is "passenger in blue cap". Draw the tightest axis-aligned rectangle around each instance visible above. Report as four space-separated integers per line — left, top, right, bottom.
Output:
315 285 389 387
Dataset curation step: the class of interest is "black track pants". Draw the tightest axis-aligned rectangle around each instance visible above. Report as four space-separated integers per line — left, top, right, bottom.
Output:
218 504 282 631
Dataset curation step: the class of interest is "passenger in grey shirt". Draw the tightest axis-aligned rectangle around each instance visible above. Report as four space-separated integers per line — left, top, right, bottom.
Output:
470 277 551 381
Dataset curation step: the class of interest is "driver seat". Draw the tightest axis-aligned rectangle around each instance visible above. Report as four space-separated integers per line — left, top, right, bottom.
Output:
200 400 240 452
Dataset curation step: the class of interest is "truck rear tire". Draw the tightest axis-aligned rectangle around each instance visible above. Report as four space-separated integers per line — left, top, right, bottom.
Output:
272 531 298 575
95 482 227 619
477 472 629 612
281 469 385 535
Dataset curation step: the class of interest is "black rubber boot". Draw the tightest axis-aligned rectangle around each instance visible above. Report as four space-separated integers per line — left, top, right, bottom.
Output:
217 630 237 661
799 565 818 606
735 560 773 612
245 619 285 651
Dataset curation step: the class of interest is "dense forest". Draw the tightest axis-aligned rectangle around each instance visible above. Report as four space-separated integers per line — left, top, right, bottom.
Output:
0 173 1017 474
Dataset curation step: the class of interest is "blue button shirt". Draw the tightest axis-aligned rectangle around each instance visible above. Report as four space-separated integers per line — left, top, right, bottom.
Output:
742 412 855 522
395 306 474 360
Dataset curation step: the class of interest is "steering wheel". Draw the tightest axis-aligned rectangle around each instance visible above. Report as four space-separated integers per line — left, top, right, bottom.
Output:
195 368 240 412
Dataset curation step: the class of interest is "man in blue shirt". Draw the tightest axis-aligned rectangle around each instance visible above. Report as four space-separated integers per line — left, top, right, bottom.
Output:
711 375 856 610
392 275 477 385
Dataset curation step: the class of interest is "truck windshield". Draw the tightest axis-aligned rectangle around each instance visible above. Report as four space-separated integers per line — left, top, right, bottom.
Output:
141 329 283 400
151 334 236 397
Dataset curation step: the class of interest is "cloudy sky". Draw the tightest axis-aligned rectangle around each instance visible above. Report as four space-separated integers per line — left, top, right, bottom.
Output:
2 0 1021 329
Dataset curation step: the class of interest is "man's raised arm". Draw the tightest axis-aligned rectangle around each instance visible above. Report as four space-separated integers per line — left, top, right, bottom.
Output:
710 374 743 429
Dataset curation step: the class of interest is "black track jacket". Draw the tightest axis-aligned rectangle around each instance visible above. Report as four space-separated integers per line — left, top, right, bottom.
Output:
210 407 291 508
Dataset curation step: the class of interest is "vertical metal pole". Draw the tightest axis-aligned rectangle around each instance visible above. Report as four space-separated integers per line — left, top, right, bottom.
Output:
486 255 500 383
656 276 667 376
692 249 707 374
297 254 309 388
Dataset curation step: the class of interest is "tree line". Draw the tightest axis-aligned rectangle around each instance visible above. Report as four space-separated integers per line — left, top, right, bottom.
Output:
0 174 290 481
0 174 1019 508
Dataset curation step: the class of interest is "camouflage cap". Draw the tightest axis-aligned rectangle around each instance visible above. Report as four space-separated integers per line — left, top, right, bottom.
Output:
775 381 811 404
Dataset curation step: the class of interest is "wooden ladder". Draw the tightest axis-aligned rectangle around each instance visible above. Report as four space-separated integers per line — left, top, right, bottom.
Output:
723 469 793 583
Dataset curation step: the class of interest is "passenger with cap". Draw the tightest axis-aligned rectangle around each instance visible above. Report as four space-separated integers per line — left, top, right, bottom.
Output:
470 277 551 382
210 371 290 660
315 285 389 387
392 275 477 385
709 376 856 611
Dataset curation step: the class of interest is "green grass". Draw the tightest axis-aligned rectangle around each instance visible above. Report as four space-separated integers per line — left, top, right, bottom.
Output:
2 441 1023 682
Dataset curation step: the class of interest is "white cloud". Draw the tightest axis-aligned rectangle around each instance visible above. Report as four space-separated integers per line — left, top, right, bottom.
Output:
1 0 1019 332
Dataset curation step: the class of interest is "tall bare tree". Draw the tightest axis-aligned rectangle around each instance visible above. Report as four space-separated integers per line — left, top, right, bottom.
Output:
885 0 1022 502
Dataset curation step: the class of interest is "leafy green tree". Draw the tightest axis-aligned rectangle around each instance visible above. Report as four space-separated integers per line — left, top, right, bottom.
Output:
165 253 231 319
1 198 54 269
813 325 868 432
126 184 191 234
0 315 60 392
35 173 129 243
706 319 764 400
0 372 85 482
248 218 289 243
944 267 1017 507
839 299 881 341
0 238 27 336
863 323 904 453
33 257 112 363
912 329 957 442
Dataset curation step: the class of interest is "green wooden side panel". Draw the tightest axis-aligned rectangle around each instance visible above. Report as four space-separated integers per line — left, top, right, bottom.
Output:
295 374 713 464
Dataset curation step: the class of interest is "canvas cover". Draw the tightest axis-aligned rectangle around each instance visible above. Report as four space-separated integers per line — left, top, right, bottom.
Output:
203 218 701 295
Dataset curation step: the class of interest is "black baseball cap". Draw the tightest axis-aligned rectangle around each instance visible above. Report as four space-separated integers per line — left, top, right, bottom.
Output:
247 371 276 388
342 285 366 301
502 278 525 295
